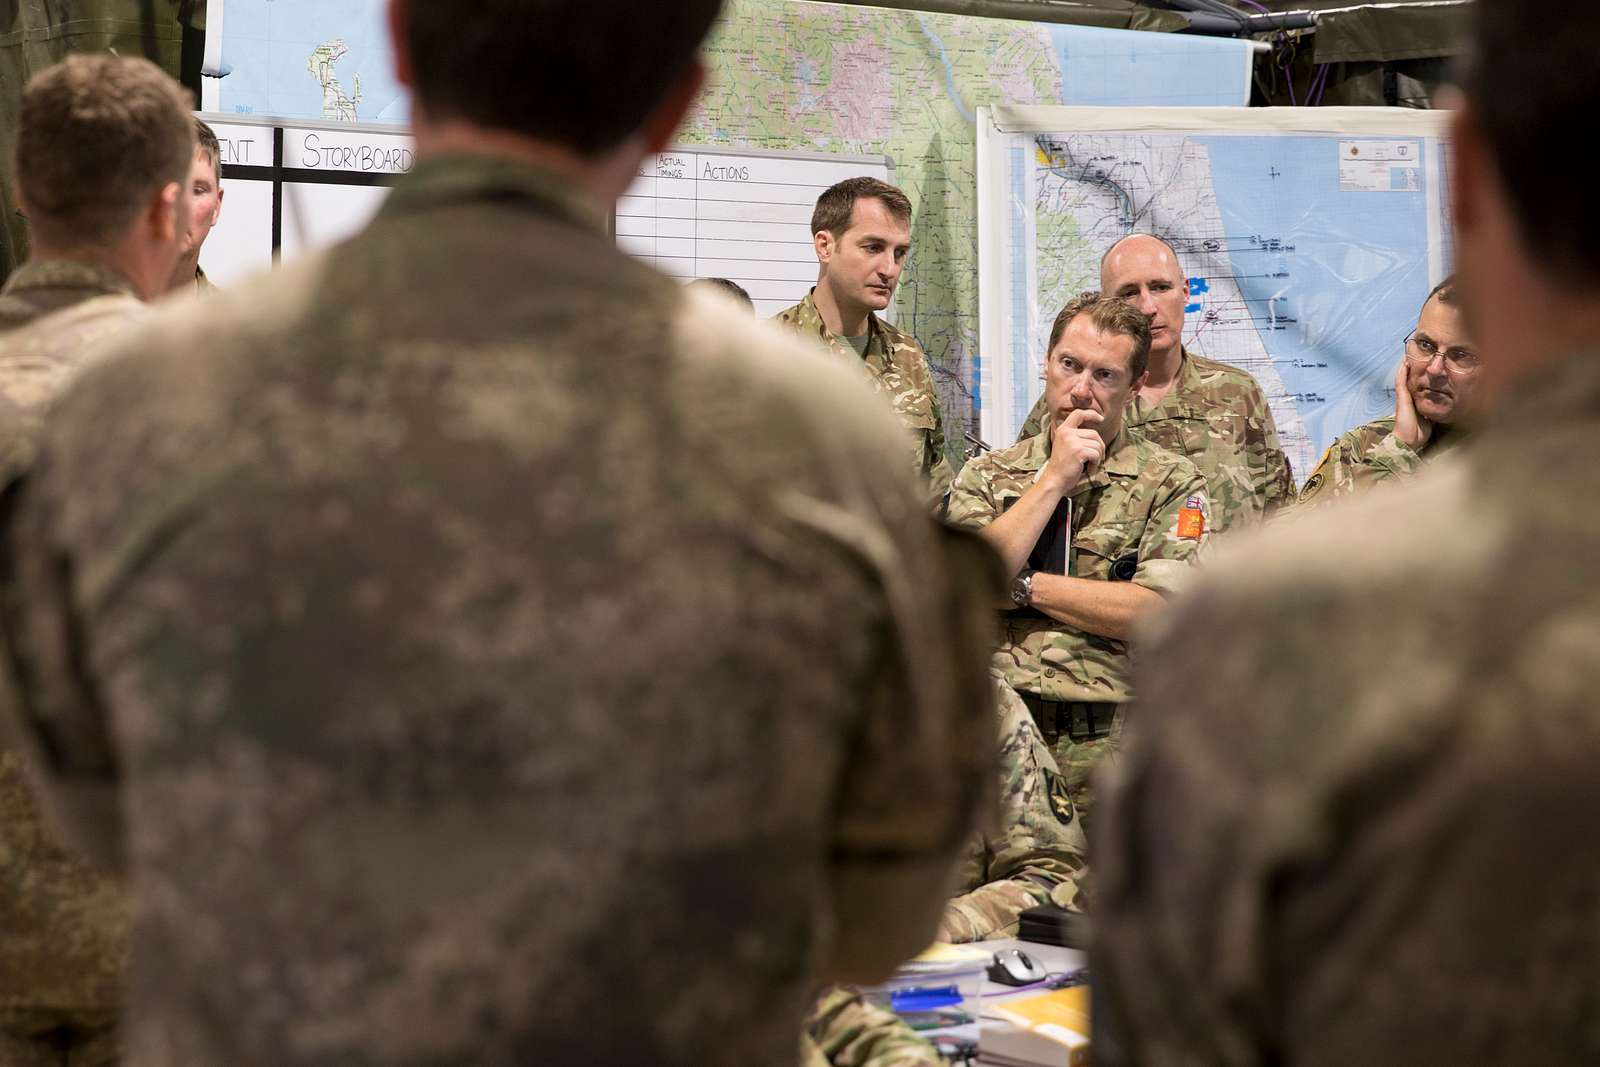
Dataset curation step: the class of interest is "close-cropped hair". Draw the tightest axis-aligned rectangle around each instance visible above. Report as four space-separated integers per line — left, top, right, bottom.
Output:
16 54 194 247
810 177 913 237
195 117 221 182
403 0 724 156
1426 273 1458 310
1464 1 1600 282
1047 291 1154 381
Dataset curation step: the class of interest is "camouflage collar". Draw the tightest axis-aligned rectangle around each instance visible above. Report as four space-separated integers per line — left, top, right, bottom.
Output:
1 259 137 300
1130 345 1202 419
378 153 609 236
795 288 887 357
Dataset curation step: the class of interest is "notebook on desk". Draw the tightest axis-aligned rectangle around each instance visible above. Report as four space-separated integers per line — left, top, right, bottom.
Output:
979 985 1091 1066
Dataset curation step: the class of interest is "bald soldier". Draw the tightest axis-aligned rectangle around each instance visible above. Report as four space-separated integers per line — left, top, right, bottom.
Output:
0 2 1001 1064
1298 276 1480 505
0 54 194 1067
1019 234 1293 531
1093 2 1600 1061
776 178 955 510
951 294 1210 822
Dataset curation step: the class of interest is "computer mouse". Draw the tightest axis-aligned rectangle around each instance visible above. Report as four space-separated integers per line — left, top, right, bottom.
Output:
987 947 1048 986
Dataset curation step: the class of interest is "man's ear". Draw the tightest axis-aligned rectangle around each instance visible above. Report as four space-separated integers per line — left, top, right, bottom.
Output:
212 184 226 223
641 59 706 156
1129 370 1148 394
814 229 834 264
151 181 183 244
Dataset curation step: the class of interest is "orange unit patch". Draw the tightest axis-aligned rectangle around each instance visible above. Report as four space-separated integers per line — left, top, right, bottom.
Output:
1177 506 1205 540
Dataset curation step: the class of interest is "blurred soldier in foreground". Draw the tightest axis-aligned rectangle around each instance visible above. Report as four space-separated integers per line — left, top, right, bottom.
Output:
0 2 1001 1064
166 117 225 293
0 53 194 1067
1298 276 1480 504
776 178 955 510
802 678 1087 1066
1019 234 1293 531
951 294 1209 824
1094 3 1600 1061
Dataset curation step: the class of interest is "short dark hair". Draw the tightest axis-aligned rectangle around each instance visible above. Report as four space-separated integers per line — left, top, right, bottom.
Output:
692 277 752 310
811 178 913 237
403 0 724 156
16 55 194 247
1425 274 1459 311
195 117 221 183
1047 292 1153 381
1465 2 1600 281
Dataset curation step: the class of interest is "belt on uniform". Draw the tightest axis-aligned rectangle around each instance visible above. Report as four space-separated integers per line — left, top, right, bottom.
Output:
1018 692 1120 743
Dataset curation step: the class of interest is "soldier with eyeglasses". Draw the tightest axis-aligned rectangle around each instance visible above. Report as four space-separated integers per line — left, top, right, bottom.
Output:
1297 276 1479 505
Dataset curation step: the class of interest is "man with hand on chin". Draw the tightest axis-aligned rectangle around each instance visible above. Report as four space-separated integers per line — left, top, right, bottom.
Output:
1298 276 1479 504
950 293 1210 822
1018 233 1294 531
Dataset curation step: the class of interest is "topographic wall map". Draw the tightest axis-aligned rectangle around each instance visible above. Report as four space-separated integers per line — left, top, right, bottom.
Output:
205 0 1251 445
979 108 1453 479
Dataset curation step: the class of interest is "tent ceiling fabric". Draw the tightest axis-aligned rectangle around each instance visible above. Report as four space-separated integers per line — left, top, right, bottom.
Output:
837 0 1470 61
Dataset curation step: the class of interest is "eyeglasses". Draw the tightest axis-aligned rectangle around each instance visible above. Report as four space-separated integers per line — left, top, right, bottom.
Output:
1404 332 1480 373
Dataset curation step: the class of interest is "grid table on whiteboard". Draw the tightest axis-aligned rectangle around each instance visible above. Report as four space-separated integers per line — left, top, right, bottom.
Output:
617 150 891 318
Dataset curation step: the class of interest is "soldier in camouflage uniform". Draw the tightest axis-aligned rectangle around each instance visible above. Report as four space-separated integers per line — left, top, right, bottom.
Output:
1298 276 1480 505
0 55 194 1067
1018 234 1292 531
0 6 1004 1066
951 294 1209 825
801 988 943 1067
166 117 225 295
775 178 954 511
1092 6 1600 1061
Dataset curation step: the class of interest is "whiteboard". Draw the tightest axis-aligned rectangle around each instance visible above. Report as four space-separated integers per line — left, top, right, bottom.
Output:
618 147 895 319
197 114 412 286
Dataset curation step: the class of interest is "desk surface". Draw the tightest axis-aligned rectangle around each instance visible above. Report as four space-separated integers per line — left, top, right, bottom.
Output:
924 937 1088 1056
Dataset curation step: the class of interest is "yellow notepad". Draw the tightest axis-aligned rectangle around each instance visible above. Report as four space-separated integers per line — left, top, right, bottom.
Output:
980 986 1091 1066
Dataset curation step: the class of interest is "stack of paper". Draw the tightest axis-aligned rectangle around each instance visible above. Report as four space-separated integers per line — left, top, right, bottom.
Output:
979 986 1091 1066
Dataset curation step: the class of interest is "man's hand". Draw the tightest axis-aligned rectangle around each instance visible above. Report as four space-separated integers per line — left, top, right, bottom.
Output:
1044 409 1105 494
1393 360 1433 451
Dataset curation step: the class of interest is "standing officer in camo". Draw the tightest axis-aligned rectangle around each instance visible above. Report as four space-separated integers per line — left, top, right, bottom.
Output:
0 2 1003 1064
1298 276 1480 505
0 53 195 1067
951 293 1210 823
1018 234 1293 530
775 178 954 510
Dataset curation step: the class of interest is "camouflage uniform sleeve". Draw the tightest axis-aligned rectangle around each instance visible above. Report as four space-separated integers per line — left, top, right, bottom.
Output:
945 455 1000 532
0 461 124 871
805 987 944 1067
1297 430 1420 507
1018 393 1050 443
937 682 1088 943
1131 461 1210 598
1365 433 1426 480
822 516 1003 981
1244 381 1295 516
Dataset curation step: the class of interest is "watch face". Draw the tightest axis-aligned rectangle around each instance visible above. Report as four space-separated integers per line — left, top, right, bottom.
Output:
1010 572 1031 606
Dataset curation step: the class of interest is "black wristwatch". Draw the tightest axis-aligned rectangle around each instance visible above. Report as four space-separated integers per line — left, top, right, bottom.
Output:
1010 568 1036 608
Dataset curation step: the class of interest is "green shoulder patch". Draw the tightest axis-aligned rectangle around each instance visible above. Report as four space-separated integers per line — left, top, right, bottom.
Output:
1045 768 1076 825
